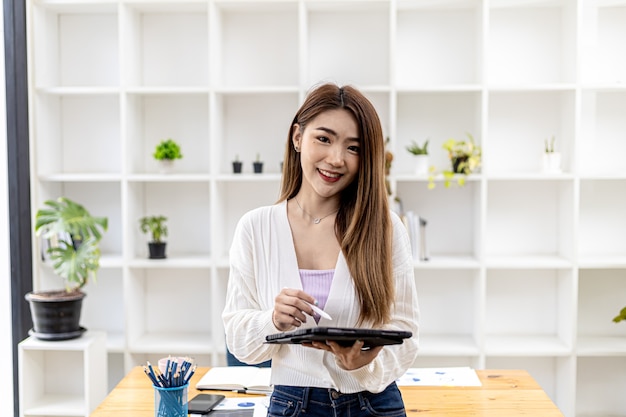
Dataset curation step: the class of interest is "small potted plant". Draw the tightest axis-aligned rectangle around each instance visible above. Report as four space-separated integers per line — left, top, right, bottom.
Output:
232 155 243 174
406 139 429 176
253 153 263 174
139 215 168 259
542 135 561 174
428 132 481 189
153 138 183 173
28 197 108 340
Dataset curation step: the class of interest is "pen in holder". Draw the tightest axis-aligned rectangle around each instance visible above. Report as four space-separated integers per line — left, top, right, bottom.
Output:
153 383 188 417
143 357 196 417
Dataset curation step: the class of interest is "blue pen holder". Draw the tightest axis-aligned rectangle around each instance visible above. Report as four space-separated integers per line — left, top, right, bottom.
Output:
153 383 188 417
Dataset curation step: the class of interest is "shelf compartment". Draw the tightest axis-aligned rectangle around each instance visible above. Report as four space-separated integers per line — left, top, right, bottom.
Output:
579 180 626 258
19 331 107 417
125 92 210 175
416 269 480 354
395 181 481 260
485 269 575 351
580 1 626 85
485 180 575 258
487 1 577 86
121 2 209 87
32 93 121 175
212 181 282 260
126 269 212 354
31 2 119 88
213 1 299 88
486 90 575 175
213 92 299 175
576 357 626 417
395 1 482 87
395 91 482 175
579 91 626 176
127 181 211 258
305 2 390 87
577 268 626 350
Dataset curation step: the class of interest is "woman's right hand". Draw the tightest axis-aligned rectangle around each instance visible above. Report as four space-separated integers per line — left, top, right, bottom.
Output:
272 288 317 331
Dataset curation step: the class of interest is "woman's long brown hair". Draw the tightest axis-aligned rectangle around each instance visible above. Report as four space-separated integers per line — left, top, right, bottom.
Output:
278 83 393 326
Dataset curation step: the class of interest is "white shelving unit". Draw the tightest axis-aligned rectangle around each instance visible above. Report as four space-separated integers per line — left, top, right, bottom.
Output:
18 331 107 417
25 1 626 416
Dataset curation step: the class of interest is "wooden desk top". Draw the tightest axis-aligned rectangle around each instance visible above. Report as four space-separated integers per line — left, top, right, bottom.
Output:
91 367 564 417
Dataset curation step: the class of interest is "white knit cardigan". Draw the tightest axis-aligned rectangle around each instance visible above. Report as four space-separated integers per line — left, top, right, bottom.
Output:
222 200 420 394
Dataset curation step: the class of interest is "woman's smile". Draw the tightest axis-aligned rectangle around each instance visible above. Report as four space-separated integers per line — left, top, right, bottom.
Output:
318 168 342 183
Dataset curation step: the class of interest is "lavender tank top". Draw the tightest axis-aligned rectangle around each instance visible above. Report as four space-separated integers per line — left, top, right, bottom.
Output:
300 269 334 322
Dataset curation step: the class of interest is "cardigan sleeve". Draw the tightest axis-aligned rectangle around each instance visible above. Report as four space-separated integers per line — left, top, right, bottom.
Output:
222 209 282 365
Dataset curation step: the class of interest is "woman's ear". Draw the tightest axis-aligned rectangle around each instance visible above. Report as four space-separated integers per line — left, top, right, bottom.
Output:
292 124 301 152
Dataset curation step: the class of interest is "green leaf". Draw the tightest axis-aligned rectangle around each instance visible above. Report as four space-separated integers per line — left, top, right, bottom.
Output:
47 236 101 290
35 197 108 241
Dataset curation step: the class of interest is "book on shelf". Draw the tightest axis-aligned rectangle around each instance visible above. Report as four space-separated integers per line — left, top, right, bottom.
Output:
196 366 272 394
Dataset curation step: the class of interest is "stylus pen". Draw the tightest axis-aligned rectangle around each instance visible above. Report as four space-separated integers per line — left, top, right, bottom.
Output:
308 303 332 320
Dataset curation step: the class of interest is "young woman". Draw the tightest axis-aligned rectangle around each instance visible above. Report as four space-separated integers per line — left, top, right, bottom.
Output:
222 83 419 417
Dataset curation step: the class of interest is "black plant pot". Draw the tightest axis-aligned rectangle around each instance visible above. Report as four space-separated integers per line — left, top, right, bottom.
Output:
148 242 167 259
253 161 263 174
232 161 243 174
25 290 86 341
452 156 469 174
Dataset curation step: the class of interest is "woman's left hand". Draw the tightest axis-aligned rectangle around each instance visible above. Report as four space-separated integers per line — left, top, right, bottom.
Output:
306 340 383 370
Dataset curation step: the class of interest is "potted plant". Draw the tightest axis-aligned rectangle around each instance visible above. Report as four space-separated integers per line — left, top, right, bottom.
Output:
406 139 429 176
427 132 482 189
27 197 108 340
542 135 561 173
232 155 243 174
613 306 626 323
253 153 263 174
139 215 168 259
153 138 183 173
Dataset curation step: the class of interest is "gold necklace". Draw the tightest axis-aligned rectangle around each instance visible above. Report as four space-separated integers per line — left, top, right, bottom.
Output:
294 197 339 224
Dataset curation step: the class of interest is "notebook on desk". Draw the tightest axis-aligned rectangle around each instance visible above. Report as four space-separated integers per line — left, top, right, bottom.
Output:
265 327 412 349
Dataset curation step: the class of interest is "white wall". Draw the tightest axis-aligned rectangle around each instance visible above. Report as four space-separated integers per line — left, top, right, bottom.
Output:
0 3 16 416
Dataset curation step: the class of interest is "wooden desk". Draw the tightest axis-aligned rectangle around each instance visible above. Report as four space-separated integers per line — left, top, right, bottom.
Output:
91 367 564 417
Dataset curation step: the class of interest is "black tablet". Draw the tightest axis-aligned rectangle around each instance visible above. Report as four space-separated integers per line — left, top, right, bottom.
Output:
265 327 412 349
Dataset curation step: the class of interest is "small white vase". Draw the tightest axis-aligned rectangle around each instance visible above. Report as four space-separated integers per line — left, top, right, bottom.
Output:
159 159 174 174
414 155 429 176
542 152 561 174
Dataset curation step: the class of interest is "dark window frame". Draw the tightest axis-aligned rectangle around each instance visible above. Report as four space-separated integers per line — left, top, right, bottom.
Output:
4 0 33 416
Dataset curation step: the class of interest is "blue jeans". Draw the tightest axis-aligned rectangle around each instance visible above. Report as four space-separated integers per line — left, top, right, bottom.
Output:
267 382 406 417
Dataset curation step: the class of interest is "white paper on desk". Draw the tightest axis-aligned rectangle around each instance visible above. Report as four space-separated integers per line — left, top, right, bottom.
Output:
396 367 481 387
208 397 269 417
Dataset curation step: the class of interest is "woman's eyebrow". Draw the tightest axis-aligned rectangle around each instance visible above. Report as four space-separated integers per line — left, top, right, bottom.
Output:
314 126 338 137
314 126 360 142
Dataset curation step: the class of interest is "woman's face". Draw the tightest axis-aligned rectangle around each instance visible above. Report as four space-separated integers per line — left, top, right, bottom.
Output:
293 108 360 199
